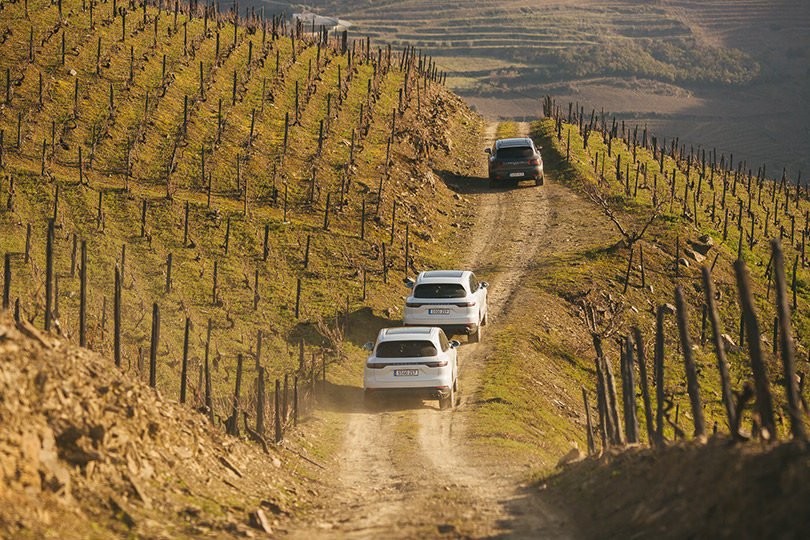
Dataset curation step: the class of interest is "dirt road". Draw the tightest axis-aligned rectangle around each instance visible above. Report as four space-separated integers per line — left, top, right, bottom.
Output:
278 123 582 539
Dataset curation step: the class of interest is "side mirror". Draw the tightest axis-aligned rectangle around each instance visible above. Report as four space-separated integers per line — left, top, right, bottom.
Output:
403 277 415 289
363 342 374 351
484 148 491 155
449 340 461 348
480 281 489 289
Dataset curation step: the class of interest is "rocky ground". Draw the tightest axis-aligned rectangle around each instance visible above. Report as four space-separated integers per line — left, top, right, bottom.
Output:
0 314 314 539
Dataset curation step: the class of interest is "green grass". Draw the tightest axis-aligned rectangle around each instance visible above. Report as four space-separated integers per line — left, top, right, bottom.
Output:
539 113 810 437
469 114 809 473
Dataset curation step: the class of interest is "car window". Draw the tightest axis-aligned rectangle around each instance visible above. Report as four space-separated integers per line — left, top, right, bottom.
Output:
469 274 478 292
414 284 466 298
376 341 438 358
438 332 449 352
496 146 533 159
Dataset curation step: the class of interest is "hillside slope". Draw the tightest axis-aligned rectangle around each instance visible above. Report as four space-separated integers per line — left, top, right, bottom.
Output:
0 4 483 536
298 0 810 176
0 0 481 422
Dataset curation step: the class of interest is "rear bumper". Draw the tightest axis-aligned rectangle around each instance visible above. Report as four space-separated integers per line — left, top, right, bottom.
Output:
403 322 479 336
365 386 452 399
489 165 543 180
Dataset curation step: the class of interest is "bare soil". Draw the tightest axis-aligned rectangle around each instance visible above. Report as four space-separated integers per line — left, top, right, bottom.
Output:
274 122 604 538
540 438 810 540
0 316 307 539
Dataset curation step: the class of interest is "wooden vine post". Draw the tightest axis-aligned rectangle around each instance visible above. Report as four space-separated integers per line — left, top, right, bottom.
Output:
654 306 666 446
44 220 54 332
274 379 282 443
770 238 807 440
582 388 595 454
114 265 122 367
675 285 706 439
621 335 639 443
701 266 738 436
149 302 160 388
734 259 777 440
204 319 214 424
180 317 190 404
632 327 655 443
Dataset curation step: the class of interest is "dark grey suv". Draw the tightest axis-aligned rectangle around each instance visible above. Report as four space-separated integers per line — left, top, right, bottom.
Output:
485 138 544 188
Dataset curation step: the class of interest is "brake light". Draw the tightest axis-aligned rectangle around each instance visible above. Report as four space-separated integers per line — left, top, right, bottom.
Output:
491 161 503 167
366 363 385 369
456 301 476 307
426 361 448 368
529 158 541 165
405 302 423 308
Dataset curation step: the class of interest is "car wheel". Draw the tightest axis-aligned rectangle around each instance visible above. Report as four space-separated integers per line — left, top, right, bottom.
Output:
535 174 544 186
481 311 488 326
364 390 379 411
489 177 497 189
440 382 455 410
469 325 481 343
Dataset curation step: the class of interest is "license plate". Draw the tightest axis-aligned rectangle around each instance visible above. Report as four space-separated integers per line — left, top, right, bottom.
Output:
509 172 525 177
428 308 450 315
394 369 419 376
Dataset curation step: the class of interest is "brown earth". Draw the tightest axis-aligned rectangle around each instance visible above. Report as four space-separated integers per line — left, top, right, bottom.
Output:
272 122 613 538
541 438 810 540
271 118 810 539
0 315 313 539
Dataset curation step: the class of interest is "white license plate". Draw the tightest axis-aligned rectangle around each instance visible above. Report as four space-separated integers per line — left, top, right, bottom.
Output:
394 369 419 376
509 172 525 177
429 308 450 315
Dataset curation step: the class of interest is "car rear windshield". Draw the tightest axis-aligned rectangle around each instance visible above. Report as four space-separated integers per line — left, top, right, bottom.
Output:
497 146 533 159
414 283 466 298
376 341 438 358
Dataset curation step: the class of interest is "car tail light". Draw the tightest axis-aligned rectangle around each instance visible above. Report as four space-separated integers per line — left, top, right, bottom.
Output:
366 363 385 369
492 161 504 167
529 158 541 165
456 301 476 307
405 302 423 308
426 360 448 368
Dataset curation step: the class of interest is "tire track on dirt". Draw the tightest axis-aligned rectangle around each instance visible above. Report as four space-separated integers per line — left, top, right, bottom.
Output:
413 122 570 538
279 122 575 539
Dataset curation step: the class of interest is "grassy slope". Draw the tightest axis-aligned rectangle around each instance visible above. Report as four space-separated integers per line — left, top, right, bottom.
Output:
470 114 810 474
304 0 764 89
0 1 481 437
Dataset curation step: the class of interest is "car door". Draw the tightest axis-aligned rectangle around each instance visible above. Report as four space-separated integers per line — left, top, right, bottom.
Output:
470 273 486 322
439 330 457 383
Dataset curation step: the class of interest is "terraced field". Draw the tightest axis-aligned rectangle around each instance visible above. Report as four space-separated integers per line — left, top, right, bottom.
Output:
290 0 810 188
301 0 760 83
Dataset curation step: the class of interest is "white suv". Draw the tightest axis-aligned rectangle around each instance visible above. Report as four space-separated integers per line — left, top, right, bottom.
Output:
364 327 460 409
403 270 489 343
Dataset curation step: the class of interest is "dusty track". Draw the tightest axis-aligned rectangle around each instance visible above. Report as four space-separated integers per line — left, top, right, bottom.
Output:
278 123 579 539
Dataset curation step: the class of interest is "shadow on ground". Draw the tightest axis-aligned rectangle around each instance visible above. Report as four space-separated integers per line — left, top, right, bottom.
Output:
317 381 445 414
436 169 540 195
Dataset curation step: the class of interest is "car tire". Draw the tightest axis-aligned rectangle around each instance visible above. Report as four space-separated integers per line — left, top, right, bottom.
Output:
470 325 481 343
364 390 379 411
481 311 488 326
489 177 497 189
440 382 455 410
535 174 544 186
